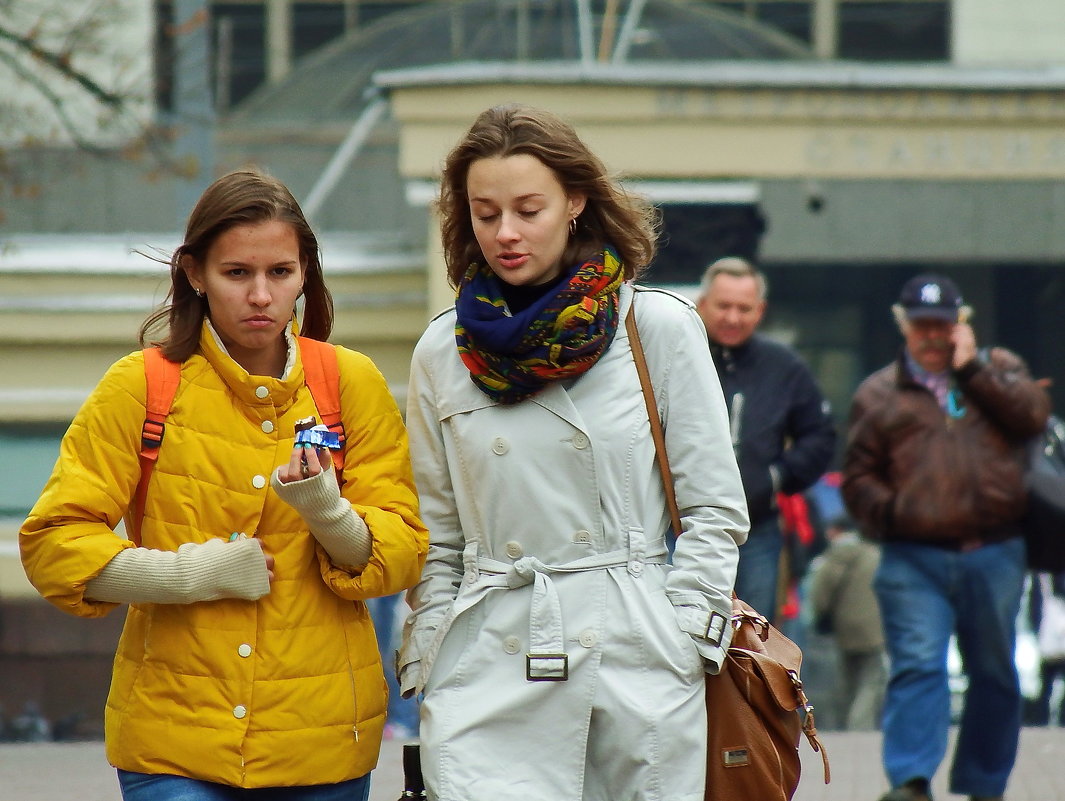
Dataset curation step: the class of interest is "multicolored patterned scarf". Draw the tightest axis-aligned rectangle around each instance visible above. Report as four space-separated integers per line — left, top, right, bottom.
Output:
455 247 624 404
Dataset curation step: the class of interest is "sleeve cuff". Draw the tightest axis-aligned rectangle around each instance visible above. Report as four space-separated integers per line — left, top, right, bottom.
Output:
954 357 984 381
85 538 271 605
673 602 734 674
271 467 371 568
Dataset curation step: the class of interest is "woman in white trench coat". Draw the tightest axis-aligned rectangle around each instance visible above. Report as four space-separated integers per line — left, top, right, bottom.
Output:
399 104 749 801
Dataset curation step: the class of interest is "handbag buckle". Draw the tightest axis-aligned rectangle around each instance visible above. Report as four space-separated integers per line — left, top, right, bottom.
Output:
526 653 569 681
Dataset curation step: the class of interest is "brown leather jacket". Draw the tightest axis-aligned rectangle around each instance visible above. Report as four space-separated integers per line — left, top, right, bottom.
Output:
842 347 1050 545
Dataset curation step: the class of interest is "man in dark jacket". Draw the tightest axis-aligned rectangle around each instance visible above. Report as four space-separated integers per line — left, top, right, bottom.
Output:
696 257 836 620
842 274 1050 801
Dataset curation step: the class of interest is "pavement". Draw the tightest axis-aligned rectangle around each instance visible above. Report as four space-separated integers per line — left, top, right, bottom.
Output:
1 728 1064 801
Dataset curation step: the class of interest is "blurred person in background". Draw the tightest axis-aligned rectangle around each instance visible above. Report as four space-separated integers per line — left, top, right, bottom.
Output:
696 256 835 620
808 513 886 730
1029 571 1065 726
842 273 1049 801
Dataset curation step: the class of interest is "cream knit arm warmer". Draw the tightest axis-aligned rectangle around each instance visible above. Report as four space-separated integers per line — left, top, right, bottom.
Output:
271 467 371 569
85 538 271 604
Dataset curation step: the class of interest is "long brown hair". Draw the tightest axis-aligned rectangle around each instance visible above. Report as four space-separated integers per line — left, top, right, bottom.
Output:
438 104 659 287
139 169 333 361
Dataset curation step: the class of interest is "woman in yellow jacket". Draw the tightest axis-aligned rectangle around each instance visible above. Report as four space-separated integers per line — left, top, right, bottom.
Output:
19 169 428 801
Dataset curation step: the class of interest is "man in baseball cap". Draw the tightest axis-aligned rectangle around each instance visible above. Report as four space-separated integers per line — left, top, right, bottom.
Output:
842 274 1049 801
894 273 966 322
889 273 972 375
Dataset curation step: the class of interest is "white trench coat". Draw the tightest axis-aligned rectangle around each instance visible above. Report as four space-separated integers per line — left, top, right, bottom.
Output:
400 284 749 801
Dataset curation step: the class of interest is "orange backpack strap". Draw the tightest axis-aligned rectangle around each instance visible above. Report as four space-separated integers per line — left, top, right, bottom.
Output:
129 348 182 547
298 336 346 474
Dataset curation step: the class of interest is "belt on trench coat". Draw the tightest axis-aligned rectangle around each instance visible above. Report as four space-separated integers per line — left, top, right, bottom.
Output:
422 531 670 684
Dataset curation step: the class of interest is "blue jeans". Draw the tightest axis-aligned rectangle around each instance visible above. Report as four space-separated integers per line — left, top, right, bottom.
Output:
117 771 370 801
875 538 1026 797
733 516 784 620
367 593 420 733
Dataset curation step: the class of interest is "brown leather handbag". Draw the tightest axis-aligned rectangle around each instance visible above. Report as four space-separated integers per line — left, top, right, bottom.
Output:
625 306 830 801
703 597 830 800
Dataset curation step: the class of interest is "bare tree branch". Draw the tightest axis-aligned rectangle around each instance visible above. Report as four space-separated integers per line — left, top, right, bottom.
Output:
0 23 125 109
0 46 111 154
0 0 192 178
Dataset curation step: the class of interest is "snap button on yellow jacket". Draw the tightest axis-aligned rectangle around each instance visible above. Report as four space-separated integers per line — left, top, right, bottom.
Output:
20 324 428 788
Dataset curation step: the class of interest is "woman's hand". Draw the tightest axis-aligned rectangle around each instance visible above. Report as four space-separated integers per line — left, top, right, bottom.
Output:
276 443 332 484
950 322 978 370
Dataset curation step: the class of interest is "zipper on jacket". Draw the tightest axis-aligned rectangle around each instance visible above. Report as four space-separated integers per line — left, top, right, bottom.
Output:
343 607 359 740
729 392 744 456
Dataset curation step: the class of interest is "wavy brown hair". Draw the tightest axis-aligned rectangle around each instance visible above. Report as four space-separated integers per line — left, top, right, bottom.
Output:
438 104 659 287
139 169 333 361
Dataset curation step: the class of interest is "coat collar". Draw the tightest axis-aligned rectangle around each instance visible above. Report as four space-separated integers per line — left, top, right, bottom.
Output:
528 381 587 434
525 284 634 433
198 319 305 408
518 286 628 432
893 347 932 392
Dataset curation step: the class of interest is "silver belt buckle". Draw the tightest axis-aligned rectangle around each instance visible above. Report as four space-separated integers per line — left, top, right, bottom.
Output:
526 653 569 681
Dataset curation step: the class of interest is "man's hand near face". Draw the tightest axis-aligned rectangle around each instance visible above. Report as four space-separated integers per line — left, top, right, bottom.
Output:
951 322 978 370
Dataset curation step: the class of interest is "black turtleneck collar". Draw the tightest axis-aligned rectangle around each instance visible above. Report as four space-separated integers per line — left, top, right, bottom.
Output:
499 272 571 314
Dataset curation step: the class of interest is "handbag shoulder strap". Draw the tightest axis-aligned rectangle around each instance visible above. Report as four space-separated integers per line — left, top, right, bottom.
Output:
625 303 682 537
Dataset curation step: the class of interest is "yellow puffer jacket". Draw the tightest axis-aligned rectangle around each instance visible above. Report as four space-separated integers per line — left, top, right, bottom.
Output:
20 323 428 788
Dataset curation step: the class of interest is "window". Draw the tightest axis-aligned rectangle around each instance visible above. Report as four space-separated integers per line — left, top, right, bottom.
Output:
838 2 948 61
713 1 949 61
0 424 66 520
646 202 767 285
716 2 811 44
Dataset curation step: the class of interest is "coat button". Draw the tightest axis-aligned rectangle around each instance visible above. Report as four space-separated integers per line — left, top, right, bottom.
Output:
628 561 644 576
572 432 589 449
574 530 591 543
261 420 275 434
233 705 247 719
238 643 252 658
252 475 267 489
503 636 521 654
255 386 269 399
578 629 598 648
505 541 523 559
491 437 509 455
